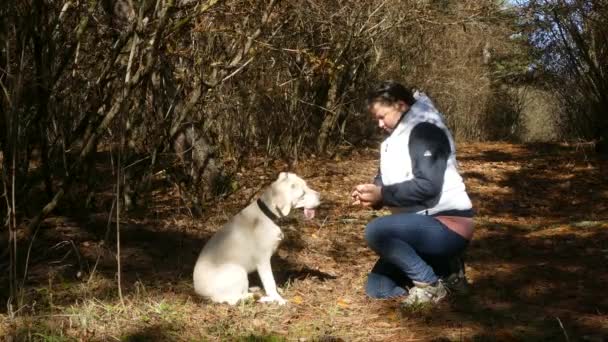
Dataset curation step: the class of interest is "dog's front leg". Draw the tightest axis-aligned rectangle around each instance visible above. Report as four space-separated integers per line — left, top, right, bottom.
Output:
257 259 286 305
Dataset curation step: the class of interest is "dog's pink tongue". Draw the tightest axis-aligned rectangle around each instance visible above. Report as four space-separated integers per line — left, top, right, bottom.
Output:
304 208 316 220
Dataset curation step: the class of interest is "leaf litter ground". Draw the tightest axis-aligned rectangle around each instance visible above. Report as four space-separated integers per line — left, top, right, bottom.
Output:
1 142 607 341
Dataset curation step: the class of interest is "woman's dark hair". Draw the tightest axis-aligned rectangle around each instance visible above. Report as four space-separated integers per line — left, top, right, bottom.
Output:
367 80 416 106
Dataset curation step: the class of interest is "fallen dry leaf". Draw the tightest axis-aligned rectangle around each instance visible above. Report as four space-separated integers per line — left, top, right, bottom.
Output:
292 295 304 305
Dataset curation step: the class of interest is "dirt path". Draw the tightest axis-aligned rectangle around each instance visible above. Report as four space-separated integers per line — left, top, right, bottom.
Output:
1 142 607 341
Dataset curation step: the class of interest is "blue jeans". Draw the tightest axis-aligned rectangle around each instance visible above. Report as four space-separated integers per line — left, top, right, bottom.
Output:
364 213 468 299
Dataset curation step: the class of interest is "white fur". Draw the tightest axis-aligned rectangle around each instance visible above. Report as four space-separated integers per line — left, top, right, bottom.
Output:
193 172 320 305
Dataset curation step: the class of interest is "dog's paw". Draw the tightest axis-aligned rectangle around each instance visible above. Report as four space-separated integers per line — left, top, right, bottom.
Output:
258 295 287 305
248 286 262 293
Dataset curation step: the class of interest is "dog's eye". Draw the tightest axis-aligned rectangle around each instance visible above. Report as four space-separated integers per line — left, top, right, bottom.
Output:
291 184 296 189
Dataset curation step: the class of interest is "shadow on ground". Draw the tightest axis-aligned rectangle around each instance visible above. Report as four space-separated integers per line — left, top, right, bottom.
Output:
397 226 608 340
393 142 608 340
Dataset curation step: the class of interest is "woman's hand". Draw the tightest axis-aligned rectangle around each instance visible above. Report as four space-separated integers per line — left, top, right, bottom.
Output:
351 183 382 207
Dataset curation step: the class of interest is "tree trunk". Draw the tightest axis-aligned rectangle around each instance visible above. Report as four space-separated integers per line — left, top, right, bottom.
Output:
317 74 340 154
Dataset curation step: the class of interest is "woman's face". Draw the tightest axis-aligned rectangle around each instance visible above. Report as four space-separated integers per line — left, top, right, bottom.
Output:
369 101 408 133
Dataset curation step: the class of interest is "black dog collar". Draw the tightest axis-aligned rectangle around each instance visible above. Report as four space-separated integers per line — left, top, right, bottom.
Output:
257 198 279 222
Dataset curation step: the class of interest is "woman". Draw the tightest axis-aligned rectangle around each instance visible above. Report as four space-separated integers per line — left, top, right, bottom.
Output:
352 81 474 306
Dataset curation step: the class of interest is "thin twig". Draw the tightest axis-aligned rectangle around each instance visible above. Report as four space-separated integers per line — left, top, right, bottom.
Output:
88 198 116 284
316 216 329 234
125 34 139 84
297 98 338 115
69 240 84 278
357 0 388 36
9 123 17 318
125 2 144 84
19 223 41 305
124 156 151 170
220 57 254 84
116 134 125 307
556 316 570 342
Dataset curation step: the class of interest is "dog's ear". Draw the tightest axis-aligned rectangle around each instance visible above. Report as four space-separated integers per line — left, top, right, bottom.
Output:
273 188 292 217
270 172 294 217
275 200 291 217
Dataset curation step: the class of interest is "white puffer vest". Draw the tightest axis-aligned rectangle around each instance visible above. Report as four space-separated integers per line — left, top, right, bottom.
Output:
380 92 472 215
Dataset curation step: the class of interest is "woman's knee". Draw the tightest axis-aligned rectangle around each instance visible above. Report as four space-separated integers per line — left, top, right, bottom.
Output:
365 272 406 299
364 217 385 250
365 215 412 250
365 274 383 298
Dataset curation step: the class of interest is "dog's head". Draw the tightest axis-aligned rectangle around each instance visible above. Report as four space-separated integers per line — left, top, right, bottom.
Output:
269 172 320 219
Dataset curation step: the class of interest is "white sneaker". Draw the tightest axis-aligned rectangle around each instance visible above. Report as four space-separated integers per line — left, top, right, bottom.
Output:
401 280 448 307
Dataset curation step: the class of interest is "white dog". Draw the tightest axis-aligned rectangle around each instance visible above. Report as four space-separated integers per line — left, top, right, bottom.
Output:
193 172 320 305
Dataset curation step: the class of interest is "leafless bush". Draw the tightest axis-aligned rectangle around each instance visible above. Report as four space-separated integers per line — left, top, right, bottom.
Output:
0 0 530 214
521 0 608 151
0 0 532 309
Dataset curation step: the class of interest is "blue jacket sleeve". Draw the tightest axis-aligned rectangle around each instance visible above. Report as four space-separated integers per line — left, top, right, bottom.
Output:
380 122 451 208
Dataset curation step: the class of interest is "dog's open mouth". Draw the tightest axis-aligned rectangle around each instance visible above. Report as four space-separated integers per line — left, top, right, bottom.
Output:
303 208 316 220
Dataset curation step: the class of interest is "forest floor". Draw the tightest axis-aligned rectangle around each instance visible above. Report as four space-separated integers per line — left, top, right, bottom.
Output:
1 142 607 341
